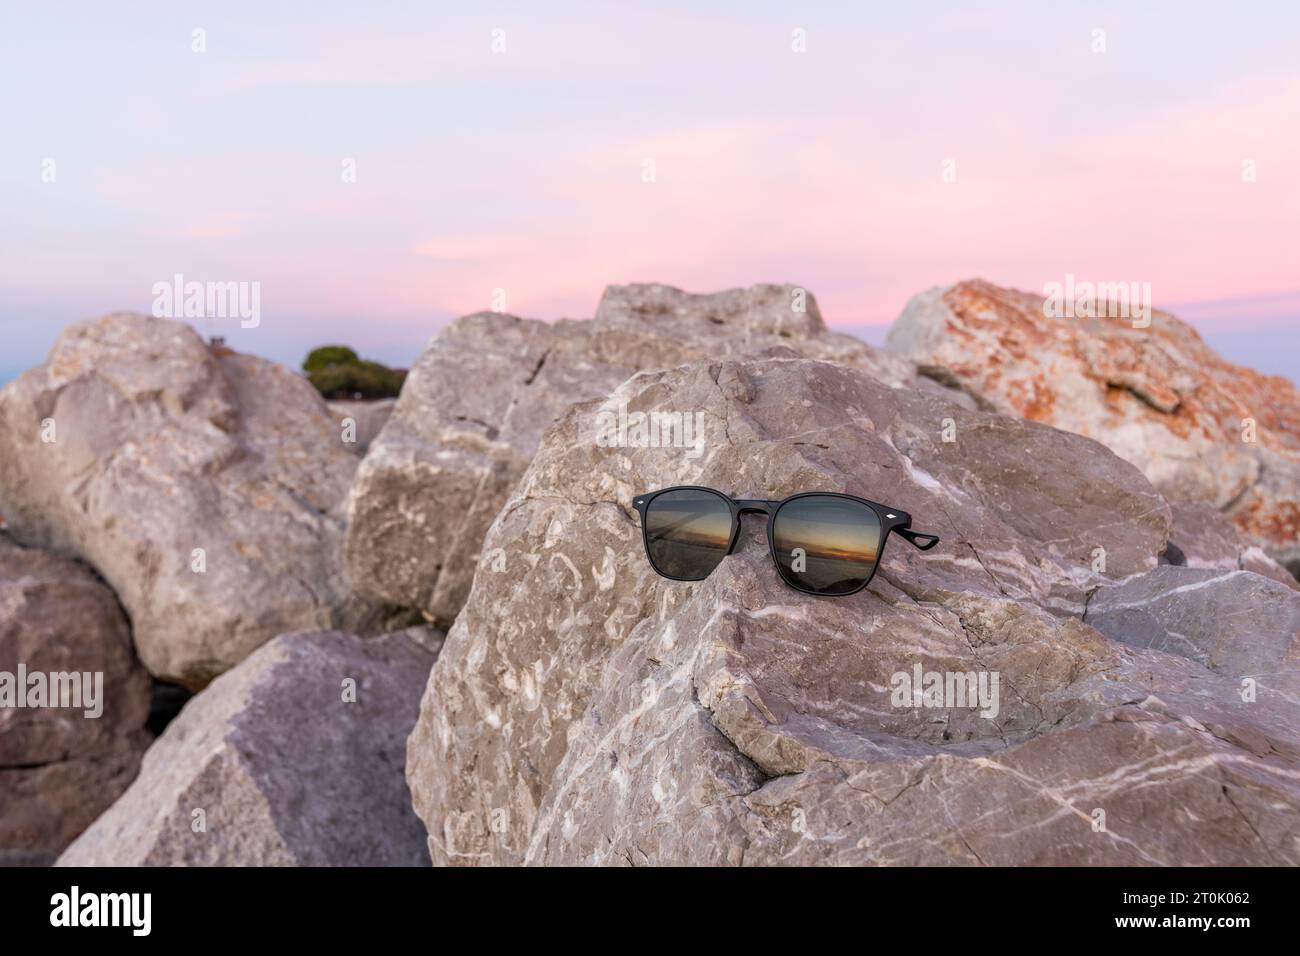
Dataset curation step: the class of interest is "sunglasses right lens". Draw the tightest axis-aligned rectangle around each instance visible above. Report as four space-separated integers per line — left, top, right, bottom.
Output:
772 494 882 594
643 489 734 581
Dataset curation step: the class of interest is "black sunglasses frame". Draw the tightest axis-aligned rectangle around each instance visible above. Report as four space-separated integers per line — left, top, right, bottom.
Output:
632 485 939 597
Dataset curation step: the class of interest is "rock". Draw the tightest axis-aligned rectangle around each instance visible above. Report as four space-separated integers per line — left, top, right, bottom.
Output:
327 398 396 456
346 284 957 625
403 358 1300 865
1163 501 1297 589
0 314 383 687
0 533 151 865
1086 566 1300 679
886 280 1300 577
57 627 441 866
591 284 921 389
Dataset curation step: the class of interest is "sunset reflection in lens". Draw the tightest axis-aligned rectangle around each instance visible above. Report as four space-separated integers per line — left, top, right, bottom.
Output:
644 489 734 580
772 495 882 594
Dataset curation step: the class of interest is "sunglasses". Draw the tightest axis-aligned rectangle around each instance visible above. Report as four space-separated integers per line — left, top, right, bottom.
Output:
632 486 940 596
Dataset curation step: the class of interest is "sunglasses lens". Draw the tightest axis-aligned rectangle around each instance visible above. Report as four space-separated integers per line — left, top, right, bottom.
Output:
772 495 882 595
643 489 734 580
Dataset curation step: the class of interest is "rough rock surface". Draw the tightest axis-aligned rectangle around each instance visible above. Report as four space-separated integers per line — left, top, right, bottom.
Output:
0 533 151 865
1086 566 1300 680
886 280 1300 575
1163 501 1297 589
405 358 1299 865
58 627 441 866
0 314 382 687
328 398 396 456
346 284 952 624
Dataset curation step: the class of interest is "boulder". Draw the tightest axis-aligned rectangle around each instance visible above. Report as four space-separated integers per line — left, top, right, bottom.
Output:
886 280 1300 576
404 358 1300 865
327 398 396 456
346 284 954 625
1086 565 1300 679
57 627 441 866
1163 501 1297 589
0 314 383 687
0 533 151 865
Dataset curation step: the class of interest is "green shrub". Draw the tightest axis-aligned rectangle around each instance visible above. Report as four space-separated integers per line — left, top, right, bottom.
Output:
307 359 406 400
303 345 360 373
302 346 405 399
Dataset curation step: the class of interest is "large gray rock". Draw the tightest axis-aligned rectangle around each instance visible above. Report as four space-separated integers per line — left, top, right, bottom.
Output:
58 627 441 866
0 314 382 687
0 533 151 865
887 279 1300 575
403 358 1300 865
1163 501 1297 589
327 398 396 456
1086 565 1300 679
346 284 954 625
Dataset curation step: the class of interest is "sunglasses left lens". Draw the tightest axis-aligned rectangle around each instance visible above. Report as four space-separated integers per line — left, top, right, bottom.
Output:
643 489 733 580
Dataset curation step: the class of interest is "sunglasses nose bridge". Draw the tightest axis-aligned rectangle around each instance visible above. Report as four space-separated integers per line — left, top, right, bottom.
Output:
733 504 769 556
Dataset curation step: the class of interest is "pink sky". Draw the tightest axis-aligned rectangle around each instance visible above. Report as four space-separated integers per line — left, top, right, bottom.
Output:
2 3 1297 381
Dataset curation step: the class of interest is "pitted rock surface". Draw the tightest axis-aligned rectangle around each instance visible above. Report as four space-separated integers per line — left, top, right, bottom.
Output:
405 358 1298 865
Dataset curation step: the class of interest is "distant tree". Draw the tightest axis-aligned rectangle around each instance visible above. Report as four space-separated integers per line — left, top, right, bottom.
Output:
302 345 405 400
303 345 360 373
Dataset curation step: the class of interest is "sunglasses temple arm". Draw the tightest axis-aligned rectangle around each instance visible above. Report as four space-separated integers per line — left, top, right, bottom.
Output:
895 527 940 551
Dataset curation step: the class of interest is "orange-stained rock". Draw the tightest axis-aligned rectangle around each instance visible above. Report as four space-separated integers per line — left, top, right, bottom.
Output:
889 280 1300 575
